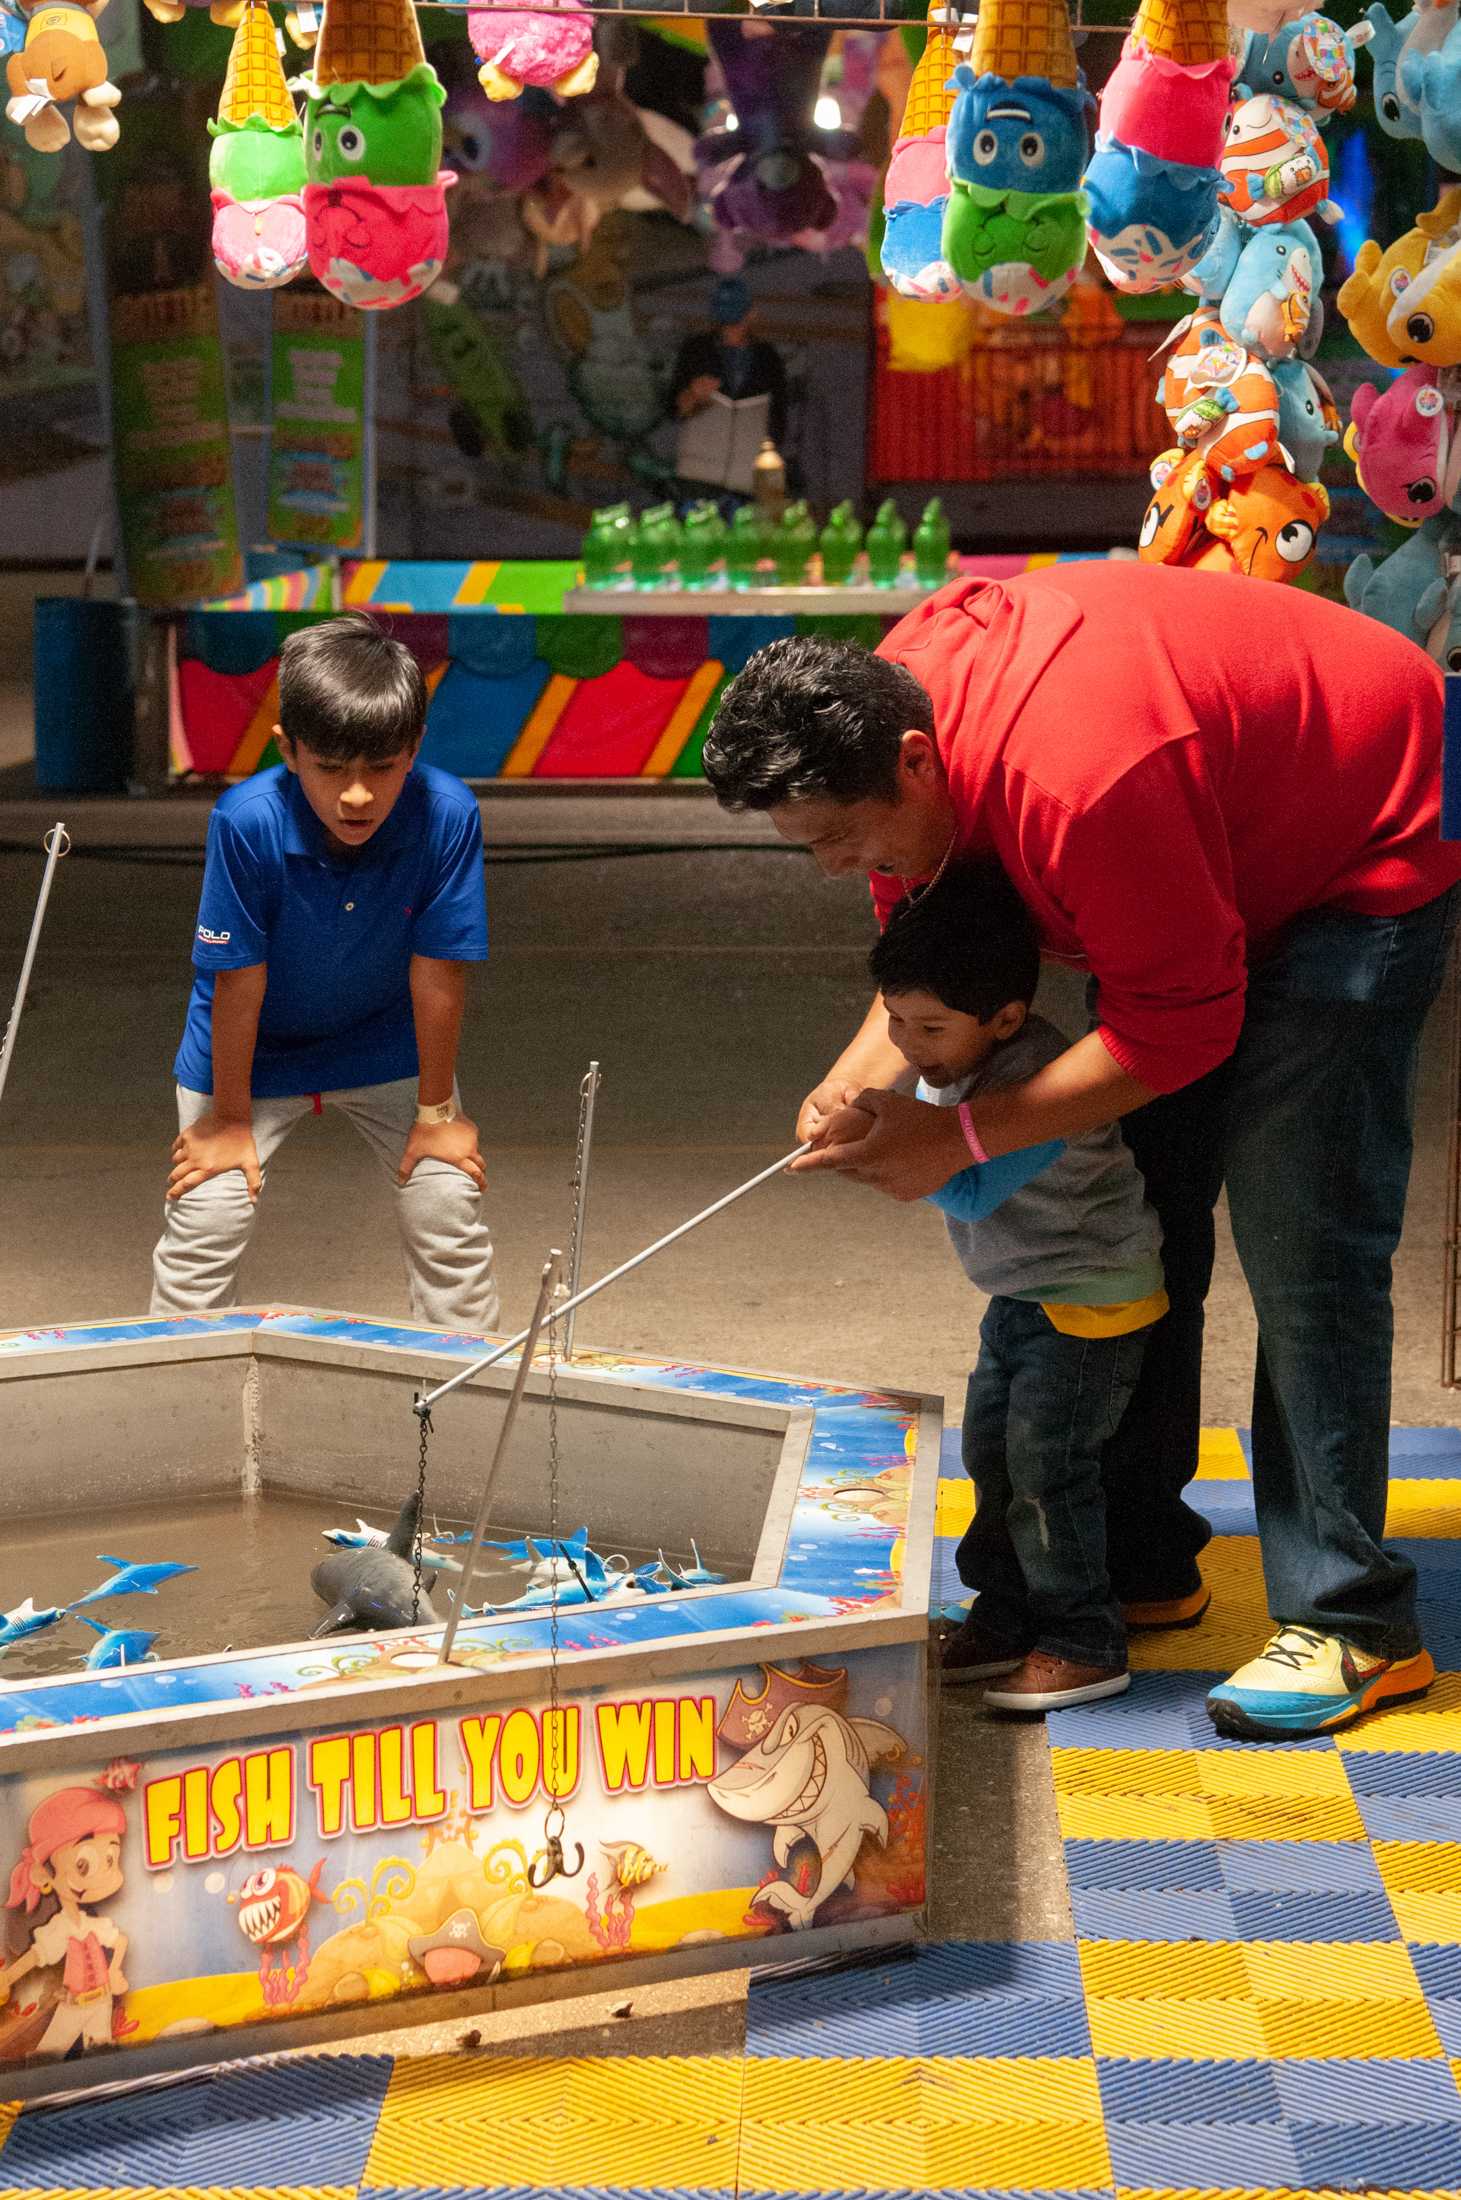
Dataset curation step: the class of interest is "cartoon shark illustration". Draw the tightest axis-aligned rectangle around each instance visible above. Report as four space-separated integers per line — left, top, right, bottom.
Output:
709 1699 903 1929
69 1557 197 1608
0 1597 63 1654
310 1494 437 1636
76 1618 158 1670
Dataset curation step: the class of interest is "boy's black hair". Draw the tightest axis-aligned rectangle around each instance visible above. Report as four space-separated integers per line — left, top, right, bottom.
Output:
868 861 1040 1022
702 635 935 811
277 611 426 764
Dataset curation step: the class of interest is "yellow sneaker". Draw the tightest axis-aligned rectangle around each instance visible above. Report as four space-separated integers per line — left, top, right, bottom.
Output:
1207 1626 1435 1739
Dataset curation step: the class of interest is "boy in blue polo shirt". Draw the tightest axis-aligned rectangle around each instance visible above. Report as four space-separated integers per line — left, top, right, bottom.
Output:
151 611 499 1331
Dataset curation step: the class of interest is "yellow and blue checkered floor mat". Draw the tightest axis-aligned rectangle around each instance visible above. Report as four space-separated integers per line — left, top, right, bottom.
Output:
5 1427 1461 2197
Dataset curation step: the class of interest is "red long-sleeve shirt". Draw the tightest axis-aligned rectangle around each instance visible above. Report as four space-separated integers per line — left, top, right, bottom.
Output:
872 561 1461 1094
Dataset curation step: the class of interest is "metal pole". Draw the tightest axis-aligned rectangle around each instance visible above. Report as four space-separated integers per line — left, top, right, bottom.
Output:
438 1250 561 1664
0 825 70 1115
415 1142 810 1418
563 1061 600 1364
1444 938 1461 1386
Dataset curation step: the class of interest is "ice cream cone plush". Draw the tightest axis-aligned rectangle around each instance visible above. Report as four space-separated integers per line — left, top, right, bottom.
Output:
302 0 455 308
880 6 964 300
1083 0 1237 293
209 3 308 289
466 0 597 103
941 0 1093 316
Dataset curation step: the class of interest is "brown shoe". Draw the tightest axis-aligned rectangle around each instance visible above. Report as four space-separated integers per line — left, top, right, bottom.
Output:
1122 1582 1211 1632
983 1649 1130 1713
941 1611 1027 1685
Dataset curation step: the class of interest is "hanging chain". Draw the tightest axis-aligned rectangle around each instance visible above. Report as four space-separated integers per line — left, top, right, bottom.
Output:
529 1280 583 1889
411 1399 432 1626
566 1079 589 1299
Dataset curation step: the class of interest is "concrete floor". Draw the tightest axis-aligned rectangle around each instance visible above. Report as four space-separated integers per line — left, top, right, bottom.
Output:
2 715 1458 2067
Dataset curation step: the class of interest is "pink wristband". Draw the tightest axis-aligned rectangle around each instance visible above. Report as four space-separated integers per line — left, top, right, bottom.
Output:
957 1101 989 1165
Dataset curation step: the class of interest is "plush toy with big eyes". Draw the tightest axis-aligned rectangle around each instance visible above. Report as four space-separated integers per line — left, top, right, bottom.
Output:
1156 304 1281 483
1189 461 1329 580
1337 185 1461 368
1219 93 1340 228
1216 218 1322 361
1272 357 1339 481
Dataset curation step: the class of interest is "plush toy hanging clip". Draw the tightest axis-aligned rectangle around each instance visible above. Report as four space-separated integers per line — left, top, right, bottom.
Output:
1083 0 1236 295
210 3 308 289
301 0 454 310
466 0 596 105
940 0 1093 316
880 4 962 302
5 0 119 152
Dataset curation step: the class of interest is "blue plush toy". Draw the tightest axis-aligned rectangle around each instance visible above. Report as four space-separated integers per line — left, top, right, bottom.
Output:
880 197 958 300
1344 515 1446 635
1236 11 1368 124
1184 202 1244 302
1217 218 1323 361
1365 1 1425 137
1084 139 1222 293
1399 20 1461 176
1273 358 1339 479
945 65 1093 197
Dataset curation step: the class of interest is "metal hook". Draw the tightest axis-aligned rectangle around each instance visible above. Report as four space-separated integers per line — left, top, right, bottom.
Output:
527 1832 584 1889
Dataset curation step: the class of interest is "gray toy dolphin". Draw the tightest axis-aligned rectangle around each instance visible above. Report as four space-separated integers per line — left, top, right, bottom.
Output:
310 1494 438 1637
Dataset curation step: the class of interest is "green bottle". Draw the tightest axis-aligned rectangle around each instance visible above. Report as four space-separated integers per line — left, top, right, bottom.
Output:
632 504 679 589
728 503 765 591
819 500 862 588
775 500 816 587
680 501 727 590
581 503 630 589
867 498 908 589
914 497 951 588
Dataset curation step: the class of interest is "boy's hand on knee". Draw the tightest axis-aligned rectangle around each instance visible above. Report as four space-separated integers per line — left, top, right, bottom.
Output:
167 1115 262 1202
399 1114 487 1191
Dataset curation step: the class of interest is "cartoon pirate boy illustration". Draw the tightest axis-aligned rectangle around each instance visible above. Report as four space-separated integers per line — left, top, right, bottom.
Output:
0 1761 137 2057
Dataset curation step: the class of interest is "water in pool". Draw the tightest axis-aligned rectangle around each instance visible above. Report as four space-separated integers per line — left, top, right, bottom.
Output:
0 1490 705 1682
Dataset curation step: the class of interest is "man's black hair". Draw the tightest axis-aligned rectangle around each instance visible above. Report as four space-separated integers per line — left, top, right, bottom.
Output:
702 634 935 810
868 861 1040 1021
278 611 427 764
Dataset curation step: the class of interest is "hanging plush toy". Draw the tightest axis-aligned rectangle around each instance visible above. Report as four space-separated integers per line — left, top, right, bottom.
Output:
142 0 244 25
301 0 454 309
1219 94 1340 228
1364 0 1427 135
697 19 856 247
1188 462 1329 578
1346 515 1461 667
1156 303 1281 483
1345 367 1459 523
210 3 308 289
1399 10 1461 183
466 0 595 104
1273 356 1339 479
1216 217 1321 360
1236 11 1369 120
5 0 119 151
880 4 961 301
940 0 1093 316
1083 0 1235 296
1337 185 1461 368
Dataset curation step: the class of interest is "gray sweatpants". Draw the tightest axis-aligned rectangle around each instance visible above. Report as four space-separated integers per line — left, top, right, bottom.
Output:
150 1078 500 1332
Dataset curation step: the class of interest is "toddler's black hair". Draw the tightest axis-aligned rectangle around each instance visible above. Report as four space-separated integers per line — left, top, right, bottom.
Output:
868 860 1040 1022
278 611 426 764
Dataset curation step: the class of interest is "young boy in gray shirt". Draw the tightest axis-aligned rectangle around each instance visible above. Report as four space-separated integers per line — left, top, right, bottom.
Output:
868 863 1167 1713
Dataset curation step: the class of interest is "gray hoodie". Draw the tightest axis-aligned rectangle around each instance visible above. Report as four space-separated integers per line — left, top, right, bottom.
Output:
921 1014 1164 1307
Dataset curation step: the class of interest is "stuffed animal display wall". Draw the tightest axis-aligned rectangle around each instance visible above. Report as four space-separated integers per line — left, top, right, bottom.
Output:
210 1 308 289
301 0 454 308
5 0 119 151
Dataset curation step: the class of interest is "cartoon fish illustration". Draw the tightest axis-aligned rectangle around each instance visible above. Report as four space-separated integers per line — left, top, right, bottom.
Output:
231 1860 327 2006
602 1841 666 1890
76 1618 158 1670
69 1557 197 1607
0 1597 62 1653
709 1702 903 1931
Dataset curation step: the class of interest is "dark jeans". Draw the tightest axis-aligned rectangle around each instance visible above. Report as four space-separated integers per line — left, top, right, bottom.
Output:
1101 886 1461 1655
958 1298 1146 1666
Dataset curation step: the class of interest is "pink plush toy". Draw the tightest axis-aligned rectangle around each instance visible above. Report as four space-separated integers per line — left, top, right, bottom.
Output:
467 0 597 103
1345 366 1461 525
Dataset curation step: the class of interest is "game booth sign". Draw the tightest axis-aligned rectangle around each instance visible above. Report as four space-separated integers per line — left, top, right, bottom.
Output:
0 1310 939 2093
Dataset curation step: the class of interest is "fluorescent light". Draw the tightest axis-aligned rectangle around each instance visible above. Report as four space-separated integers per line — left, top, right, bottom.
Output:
815 94 841 129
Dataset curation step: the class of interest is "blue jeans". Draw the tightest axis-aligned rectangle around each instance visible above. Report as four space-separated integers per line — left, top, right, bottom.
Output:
958 1299 1146 1667
1100 886 1461 1656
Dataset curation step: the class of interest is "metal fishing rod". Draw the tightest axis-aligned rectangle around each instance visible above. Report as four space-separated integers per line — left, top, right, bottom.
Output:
413 1141 810 1417
0 824 69 1114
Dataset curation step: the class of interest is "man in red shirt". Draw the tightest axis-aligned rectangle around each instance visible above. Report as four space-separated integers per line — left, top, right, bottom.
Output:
703 560 1461 1740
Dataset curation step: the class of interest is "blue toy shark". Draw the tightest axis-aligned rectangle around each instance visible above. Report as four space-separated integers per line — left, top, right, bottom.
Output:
1400 19 1461 175
69 1556 198 1607
1367 0 1426 137
657 1540 727 1591
76 1618 159 1670
0 1597 63 1654
1273 359 1340 479
322 1520 449 1570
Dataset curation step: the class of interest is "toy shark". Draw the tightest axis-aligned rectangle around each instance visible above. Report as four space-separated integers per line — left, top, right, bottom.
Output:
708 1704 903 1930
69 1556 198 1608
76 1618 159 1670
322 1518 449 1570
657 1539 725 1590
0 1597 63 1654
310 1494 438 1637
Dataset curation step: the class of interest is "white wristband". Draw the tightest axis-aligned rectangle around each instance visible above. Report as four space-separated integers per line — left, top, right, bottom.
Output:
416 1099 460 1126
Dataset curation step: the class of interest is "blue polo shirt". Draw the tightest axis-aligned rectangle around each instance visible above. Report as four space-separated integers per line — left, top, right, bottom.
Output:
174 762 488 1099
